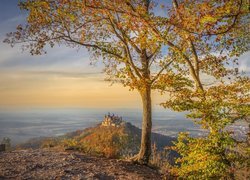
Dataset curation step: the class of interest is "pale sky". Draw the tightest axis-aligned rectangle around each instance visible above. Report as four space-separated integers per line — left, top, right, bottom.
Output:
0 0 168 108
0 0 249 108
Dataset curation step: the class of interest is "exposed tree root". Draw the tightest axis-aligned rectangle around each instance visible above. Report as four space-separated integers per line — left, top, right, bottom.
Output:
129 154 149 165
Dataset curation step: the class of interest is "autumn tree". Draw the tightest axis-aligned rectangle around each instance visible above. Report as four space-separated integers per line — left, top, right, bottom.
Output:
4 0 178 164
136 0 249 178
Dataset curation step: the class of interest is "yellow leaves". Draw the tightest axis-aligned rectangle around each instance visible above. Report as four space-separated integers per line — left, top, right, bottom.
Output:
200 15 218 24
167 0 247 36
40 1 50 9
26 1 53 25
171 132 237 179
62 139 79 149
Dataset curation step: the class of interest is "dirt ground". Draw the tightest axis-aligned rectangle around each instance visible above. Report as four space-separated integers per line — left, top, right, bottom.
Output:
0 149 162 180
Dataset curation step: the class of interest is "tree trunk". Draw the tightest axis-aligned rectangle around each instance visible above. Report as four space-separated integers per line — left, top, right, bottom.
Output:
134 84 152 164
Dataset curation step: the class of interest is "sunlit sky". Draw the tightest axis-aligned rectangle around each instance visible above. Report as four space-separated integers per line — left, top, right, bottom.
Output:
0 0 249 108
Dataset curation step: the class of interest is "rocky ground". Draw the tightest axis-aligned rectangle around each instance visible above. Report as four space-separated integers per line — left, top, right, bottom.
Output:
0 149 162 180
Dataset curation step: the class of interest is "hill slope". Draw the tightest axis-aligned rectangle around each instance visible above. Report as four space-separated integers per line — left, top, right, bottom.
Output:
18 122 176 158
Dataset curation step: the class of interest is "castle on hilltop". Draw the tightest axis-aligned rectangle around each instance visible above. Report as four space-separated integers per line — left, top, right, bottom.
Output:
101 113 123 127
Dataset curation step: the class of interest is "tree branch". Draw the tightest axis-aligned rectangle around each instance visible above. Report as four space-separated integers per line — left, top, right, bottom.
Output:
107 15 143 79
173 0 200 80
151 60 173 84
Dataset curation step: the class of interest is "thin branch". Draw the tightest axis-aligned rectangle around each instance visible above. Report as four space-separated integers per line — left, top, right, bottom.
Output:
107 15 143 79
63 34 123 60
170 0 243 36
110 14 141 54
189 40 200 78
173 0 200 79
151 60 174 84
148 46 160 60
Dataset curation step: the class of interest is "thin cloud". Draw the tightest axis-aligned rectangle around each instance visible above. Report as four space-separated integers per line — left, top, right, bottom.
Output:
22 70 103 80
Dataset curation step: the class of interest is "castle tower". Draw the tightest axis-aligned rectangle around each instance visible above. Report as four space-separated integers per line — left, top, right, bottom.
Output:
101 113 123 127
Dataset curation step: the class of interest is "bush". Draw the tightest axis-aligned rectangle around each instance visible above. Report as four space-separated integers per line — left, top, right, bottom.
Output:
169 132 245 179
1 137 11 151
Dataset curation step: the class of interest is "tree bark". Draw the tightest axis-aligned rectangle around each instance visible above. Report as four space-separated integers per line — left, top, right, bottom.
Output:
134 84 152 164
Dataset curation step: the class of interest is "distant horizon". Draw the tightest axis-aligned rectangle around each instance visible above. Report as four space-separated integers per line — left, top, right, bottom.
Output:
0 107 191 145
0 105 175 113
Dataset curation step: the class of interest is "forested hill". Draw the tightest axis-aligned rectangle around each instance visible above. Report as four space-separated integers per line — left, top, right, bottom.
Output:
17 121 176 158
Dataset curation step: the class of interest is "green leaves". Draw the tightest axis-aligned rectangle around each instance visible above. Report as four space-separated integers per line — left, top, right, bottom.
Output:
165 68 250 178
171 132 237 179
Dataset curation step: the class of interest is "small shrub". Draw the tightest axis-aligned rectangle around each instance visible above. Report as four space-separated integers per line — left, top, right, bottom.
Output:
1 137 11 151
169 132 242 179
